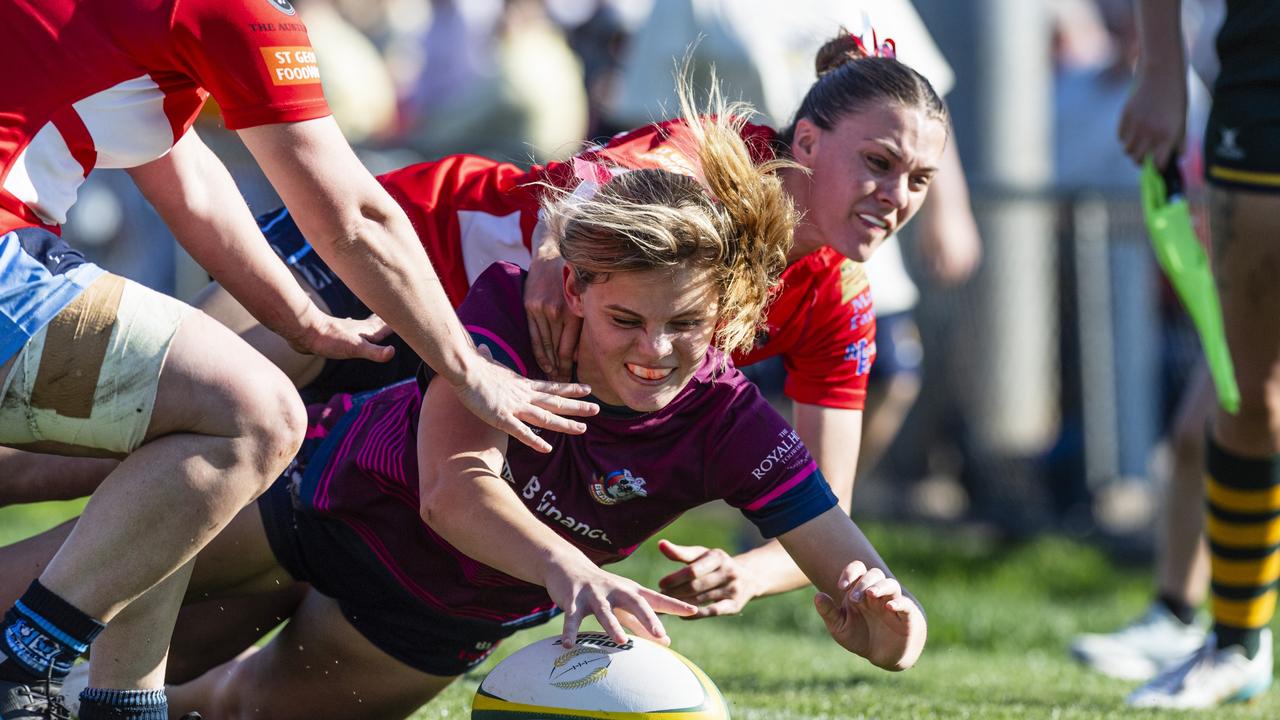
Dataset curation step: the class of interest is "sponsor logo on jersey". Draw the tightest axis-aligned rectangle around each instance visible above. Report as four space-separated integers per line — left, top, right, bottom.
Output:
590 469 648 505
751 428 803 479
520 476 613 544
632 146 699 178
260 46 321 86
839 259 870 305
266 0 298 16
844 338 875 375
1217 127 1245 161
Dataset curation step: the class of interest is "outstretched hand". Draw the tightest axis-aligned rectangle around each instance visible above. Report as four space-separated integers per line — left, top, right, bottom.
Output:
289 310 396 363
544 557 698 649
656 540 758 618
813 561 926 671
450 346 598 453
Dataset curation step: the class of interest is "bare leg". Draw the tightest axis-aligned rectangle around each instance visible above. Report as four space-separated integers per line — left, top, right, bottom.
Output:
0 448 117 506
168 590 455 720
166 585 307 684
1157 365 1213 608
33 310 306 690
1210 187 1280 455
1203 187 1280 653
0 520 73 611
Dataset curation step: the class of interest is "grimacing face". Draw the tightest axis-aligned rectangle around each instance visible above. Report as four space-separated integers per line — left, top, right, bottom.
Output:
563 264 720 413
789 103 947 261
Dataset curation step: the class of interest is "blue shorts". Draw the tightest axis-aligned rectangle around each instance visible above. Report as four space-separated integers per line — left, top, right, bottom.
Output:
257 207 422 401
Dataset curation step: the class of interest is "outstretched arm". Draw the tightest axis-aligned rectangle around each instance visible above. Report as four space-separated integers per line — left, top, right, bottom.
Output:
658 404 862 614
416 376 695 648
779 507 926 670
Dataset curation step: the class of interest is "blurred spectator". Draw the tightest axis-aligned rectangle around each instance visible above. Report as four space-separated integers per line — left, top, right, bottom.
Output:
301 0 398 145
1051 0 1214 512
392 0 588 162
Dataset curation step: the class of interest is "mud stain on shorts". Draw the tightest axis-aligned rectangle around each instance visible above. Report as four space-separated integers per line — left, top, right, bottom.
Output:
30 274 126 418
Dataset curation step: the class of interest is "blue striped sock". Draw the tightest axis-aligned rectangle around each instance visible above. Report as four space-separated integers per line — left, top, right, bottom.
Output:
79 687 168 720
0 581 104 682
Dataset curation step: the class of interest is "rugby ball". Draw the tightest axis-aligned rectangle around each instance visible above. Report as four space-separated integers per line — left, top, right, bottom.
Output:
472 632 728 719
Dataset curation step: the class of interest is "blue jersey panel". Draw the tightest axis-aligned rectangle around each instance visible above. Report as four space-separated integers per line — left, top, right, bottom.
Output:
741 469 839 538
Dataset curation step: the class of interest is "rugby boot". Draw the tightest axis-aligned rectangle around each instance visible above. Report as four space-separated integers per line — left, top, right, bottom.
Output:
0 667 70 719
1127 629 1272 708
1070 601 1206 680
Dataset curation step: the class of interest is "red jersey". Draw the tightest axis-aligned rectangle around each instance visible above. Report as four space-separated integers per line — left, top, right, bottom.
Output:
376 118 876 410
1 0 331 231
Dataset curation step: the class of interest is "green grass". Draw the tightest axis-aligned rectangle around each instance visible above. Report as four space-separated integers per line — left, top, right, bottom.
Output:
2 502 1275 718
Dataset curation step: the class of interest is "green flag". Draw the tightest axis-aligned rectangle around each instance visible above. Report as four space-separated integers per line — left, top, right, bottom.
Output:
1141 158 1239 414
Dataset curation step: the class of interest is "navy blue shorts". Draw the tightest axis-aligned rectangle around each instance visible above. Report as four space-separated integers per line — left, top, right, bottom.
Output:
258 207 421 401
258 475 520 676
1204 87 1280 193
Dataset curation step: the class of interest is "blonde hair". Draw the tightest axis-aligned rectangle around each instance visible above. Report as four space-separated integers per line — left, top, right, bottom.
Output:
541 76 801 360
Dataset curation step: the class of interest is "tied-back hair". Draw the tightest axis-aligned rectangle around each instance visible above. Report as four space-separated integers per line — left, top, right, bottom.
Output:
779 30 949 146
541 74 800 361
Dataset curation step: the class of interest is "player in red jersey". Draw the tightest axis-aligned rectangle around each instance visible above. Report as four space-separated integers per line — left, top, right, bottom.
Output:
0 1 593 718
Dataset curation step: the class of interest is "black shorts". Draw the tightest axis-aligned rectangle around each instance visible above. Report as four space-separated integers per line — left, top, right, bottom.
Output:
1204 87 1280 193
258 207 422 401
258 477 519 677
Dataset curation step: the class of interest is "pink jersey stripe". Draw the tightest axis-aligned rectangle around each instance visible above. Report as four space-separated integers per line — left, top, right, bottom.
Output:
314 401 376 511
743 460 818 512
466 325 528 376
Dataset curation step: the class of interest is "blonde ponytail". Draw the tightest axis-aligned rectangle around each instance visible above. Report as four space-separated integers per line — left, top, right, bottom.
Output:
543 69 801 361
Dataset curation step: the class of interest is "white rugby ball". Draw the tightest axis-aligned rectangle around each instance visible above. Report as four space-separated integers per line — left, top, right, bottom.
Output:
472 632 728 719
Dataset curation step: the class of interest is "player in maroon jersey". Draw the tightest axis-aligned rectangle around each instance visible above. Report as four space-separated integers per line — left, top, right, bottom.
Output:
0 101 926 720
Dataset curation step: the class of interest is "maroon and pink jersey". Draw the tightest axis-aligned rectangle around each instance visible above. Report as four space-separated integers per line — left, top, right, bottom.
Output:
377 118 876 410
292 263 838 627
1 0 330 232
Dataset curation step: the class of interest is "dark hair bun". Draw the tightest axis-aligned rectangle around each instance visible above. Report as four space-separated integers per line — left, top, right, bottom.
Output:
814 30 870 78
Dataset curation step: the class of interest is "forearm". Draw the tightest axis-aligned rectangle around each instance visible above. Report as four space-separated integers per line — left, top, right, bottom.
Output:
315 209 479 384
238 118 480 386
734 403 861 598
1134 0 1186 77
779 509 896 599
130 131 321 342
420 462 591 586
417 382 589 586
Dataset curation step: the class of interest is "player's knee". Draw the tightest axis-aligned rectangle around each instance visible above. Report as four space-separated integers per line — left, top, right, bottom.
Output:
247 375 307 480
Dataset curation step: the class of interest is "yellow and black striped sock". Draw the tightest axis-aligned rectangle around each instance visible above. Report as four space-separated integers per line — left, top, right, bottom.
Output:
1206 437 1280 659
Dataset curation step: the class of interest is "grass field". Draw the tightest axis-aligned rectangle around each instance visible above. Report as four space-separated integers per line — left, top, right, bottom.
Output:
1 501 1275 719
